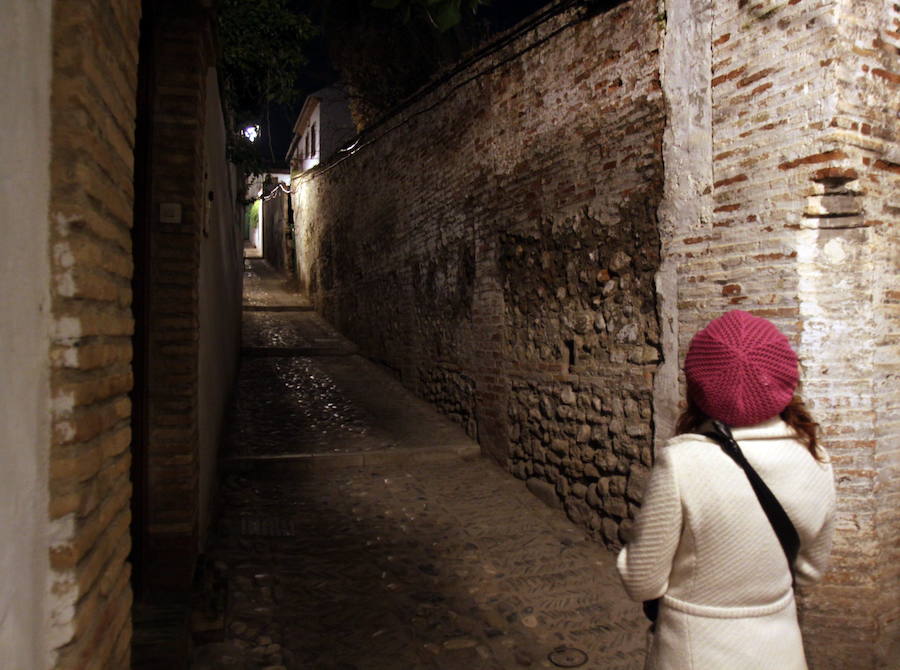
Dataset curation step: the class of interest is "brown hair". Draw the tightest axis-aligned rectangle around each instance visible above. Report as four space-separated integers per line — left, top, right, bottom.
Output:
675 394 823 461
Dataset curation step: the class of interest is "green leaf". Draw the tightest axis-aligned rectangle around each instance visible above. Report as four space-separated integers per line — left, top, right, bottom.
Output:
429 1 461 31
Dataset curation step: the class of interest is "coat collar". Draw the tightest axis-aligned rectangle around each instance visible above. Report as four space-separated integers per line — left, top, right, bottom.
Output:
667 416 798 446
730 417 797 441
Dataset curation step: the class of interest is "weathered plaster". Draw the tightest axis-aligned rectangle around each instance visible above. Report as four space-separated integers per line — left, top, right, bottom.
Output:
0 0 53 667
655 0 713 444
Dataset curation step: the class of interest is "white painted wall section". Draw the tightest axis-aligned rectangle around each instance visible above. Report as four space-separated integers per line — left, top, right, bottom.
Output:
198 67 243 549
0 0 53 667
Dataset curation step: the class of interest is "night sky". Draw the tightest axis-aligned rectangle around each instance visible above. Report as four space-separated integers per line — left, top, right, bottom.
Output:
259 0 558 167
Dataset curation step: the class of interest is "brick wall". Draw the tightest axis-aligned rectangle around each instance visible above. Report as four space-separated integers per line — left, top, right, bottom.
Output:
36 0 240 665
143 10 205 582
140 1 217 593
293 0 897 665
48 0 142 667
663 0 899 666
830 1 900 664
292 0 664 546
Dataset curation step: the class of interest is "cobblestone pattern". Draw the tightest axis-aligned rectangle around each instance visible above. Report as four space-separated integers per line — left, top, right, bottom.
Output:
242 312 314 349
47 0 141 667
232 268 483 459
195 460 646 670
232 265 375 457
241 310 347 354
226 357 388 456
244 259 310 309
193 261 646 669
291 0 664 547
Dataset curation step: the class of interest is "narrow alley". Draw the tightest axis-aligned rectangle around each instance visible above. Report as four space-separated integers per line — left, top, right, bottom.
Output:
6 1 898 668
190 260 646 670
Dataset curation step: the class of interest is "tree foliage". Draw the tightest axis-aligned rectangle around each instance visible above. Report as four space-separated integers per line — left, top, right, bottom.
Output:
218 0 316 124
312 0 495 127
216 0 502 172
370 0 490 32
218 0 316 172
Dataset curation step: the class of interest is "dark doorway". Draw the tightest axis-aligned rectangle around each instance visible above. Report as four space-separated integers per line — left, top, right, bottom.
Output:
129 0 156 602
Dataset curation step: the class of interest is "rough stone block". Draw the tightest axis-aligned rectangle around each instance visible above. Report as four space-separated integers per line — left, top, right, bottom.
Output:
525 477 562 510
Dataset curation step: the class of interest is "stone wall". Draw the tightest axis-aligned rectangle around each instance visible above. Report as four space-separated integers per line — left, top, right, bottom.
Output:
292 0 665 546
47 0 142 667
262 185 291 274
293 0 897 664
661 0 900 666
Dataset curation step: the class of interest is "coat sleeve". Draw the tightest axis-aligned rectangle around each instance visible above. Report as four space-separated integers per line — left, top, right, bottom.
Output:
616 446 682 602
794 462 836 588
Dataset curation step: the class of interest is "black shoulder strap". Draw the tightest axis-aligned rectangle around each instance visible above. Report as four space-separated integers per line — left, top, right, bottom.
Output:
703 420 800 580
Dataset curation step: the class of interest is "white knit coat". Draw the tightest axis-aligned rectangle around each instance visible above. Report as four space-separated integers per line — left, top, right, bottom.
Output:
617 417 836 670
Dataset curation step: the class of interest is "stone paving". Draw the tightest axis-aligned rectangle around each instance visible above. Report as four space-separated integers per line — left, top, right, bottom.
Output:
191 260 646 669
243 258 309 309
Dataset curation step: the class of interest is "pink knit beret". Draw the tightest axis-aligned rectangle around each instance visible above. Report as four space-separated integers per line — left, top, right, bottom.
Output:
684 310 798 427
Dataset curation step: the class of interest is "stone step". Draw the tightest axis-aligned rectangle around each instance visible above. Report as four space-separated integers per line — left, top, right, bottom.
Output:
221 442 481 473
242 304 313 312
240 345 357 358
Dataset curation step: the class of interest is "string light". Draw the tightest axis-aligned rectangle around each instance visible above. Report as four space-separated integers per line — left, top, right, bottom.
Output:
262 183 290 201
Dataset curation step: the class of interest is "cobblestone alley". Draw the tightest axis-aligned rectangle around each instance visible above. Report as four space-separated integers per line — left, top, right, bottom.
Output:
190 260 646 670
